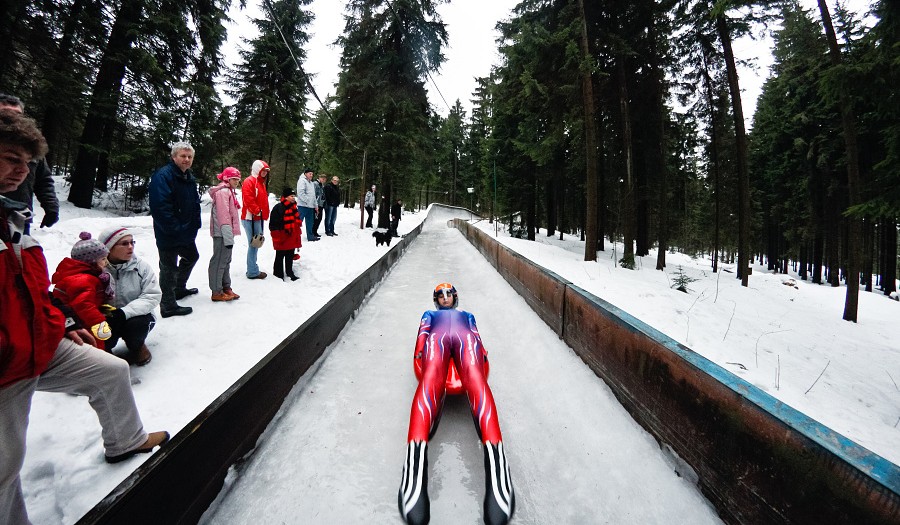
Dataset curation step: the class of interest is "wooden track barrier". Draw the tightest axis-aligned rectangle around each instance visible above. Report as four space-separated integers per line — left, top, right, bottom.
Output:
450 217 900 525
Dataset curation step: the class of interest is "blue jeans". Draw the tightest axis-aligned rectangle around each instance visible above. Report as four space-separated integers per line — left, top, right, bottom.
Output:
325 205 338 234
242 219 264 277
301 207 316 240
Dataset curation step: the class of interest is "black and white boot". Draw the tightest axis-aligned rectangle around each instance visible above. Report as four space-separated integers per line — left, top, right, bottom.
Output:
399 441 430 525
483 441 515 525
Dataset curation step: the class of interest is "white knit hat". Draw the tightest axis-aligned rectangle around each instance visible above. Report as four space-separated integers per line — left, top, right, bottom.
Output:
99 226 132 250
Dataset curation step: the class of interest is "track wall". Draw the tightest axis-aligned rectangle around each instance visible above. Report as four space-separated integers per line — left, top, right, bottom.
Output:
452 218 900 525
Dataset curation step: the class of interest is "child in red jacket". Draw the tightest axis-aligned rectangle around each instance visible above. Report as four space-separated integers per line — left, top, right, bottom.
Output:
51 232 115 349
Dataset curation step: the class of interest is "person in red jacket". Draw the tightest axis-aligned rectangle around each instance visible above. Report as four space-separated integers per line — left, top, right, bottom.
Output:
269 187 302 281
0 110 168 525
51 232 116 349
241 159 271 280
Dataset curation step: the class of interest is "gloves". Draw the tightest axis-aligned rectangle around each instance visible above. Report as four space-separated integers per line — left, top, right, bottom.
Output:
91 321 112 341
40 212 58 228
106 307 126 332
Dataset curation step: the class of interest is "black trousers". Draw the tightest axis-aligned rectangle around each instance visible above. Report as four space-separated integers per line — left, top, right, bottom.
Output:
106 313 156 353
274 250 296 278
313 209 323 235
365 206 374 227
158 242 199 308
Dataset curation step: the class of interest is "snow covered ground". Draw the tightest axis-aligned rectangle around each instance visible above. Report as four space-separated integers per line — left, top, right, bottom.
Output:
200 205 721 525
17 177 900 523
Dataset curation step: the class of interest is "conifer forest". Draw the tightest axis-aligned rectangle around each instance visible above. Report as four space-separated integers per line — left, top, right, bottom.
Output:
1 0 897 321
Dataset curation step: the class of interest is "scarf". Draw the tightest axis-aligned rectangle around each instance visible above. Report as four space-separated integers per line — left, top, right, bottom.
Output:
99 267 116 303
281 197 299 234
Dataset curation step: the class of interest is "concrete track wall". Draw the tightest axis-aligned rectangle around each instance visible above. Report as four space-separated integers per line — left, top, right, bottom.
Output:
452 218 900 525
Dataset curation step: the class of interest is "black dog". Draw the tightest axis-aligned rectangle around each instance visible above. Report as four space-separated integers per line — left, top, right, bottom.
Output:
373 230 393 247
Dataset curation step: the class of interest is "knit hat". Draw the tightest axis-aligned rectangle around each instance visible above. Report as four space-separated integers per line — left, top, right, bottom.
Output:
218 166 241 181
71 232 109 263
251 160 270 177
282 187 296 198
303 167 314 175
99 226 131 250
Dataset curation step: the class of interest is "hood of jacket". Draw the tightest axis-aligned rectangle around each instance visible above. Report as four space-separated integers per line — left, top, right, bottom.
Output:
52 257 100 284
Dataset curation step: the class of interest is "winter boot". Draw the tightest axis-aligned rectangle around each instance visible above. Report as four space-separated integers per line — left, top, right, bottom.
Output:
398 441 429 525
483 441 514 525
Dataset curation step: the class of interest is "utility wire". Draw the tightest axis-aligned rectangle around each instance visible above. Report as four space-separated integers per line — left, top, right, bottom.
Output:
260 0 362 151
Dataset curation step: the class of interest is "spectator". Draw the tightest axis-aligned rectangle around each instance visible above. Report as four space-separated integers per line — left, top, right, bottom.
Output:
390 197 403 238
0 110 168 525
313 173 326 238
364 184 376 228
148 141 201 317
209 167 242 302
269 187 301 281
296 167 319 242
323 175 341 236
51 232 115 351
0 93 59 232
99 226 160 366
241 160 270 280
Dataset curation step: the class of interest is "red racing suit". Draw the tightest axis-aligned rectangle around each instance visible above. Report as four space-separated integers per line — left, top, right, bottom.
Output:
407 308 502 444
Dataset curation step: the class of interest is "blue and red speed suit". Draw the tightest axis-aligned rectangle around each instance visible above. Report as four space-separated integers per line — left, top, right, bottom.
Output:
407 308 502 444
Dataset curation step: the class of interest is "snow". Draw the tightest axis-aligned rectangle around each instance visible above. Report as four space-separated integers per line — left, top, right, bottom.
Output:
17 178 900 524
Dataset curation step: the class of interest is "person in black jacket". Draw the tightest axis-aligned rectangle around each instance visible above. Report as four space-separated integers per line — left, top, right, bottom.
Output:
0 94 59 232
389 198 402 238
323 175 341 236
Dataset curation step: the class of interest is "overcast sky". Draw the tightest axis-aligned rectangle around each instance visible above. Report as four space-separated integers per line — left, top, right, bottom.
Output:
223 0 873 124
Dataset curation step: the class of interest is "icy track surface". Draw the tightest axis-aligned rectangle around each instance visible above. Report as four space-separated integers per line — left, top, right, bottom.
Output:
201 207 722 524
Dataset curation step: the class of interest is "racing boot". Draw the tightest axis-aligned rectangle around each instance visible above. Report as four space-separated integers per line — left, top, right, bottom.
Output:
483 441 515 525
398 440 429 525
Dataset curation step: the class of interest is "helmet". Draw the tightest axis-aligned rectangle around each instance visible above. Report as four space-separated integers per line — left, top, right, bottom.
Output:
433 282 458 309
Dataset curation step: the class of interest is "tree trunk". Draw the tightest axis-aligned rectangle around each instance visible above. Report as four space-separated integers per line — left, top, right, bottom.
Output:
716 14 751 287
68 0 143 209
880 219 897 296
578 0 599 262
818 0 861 321
618 59 635 268
701 37 720 273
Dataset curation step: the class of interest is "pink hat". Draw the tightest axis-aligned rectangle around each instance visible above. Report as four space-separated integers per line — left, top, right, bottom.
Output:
217 167 241 181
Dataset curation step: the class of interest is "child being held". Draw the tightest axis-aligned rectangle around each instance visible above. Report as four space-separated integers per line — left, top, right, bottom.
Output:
51 231 116 349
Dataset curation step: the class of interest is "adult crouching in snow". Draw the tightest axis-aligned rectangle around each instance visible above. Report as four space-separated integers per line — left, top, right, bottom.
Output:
98 226 162 366
209 167 242 301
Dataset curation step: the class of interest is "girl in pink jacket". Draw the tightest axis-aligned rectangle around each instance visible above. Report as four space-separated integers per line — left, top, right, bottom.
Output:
208 167 242 302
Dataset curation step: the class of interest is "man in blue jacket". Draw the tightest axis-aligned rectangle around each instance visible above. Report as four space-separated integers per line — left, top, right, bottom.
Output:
149 142 201 318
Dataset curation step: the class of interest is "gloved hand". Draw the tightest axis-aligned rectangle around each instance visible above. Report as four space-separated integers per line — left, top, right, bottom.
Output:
106 308 126 332
40 212 59 228
91 321 112 341
99 303 116 315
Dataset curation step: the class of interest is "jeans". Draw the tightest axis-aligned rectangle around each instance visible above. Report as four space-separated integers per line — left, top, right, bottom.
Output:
301 207 316 241
365 206 374 227
158 242 199 308
241 219 264 277
325 205 338 234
